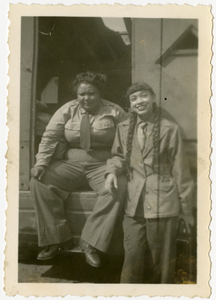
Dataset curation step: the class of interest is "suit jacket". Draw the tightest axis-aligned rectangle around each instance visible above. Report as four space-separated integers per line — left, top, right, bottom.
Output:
106 117 194 218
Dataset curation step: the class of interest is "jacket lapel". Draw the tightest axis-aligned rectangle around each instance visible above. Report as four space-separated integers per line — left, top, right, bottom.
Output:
121 118 171 170
142 118 171 159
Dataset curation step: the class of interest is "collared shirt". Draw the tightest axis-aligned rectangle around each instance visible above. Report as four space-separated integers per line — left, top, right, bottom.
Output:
35 99 128 167
136 114 154 153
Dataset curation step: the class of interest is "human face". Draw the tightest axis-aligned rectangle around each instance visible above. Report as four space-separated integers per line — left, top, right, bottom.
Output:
129 90 155 119
77 83 101 113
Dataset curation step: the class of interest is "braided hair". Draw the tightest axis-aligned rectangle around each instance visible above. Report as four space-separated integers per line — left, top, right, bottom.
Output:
125 111 137 180
125 83 161 179
152 102 161 172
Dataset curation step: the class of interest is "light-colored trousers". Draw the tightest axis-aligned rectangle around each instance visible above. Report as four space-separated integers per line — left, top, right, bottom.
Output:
30 149 127 253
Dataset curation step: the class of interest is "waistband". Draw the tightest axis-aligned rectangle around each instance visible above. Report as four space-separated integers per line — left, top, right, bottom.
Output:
65 148 112 162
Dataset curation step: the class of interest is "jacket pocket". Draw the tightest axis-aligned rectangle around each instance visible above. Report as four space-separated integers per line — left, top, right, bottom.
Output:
93 118 115 130
148 174 176 194
154 180 175 193
64 121 80 131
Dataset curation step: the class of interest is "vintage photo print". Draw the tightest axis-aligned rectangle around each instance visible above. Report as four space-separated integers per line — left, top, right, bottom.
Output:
5 3 212 298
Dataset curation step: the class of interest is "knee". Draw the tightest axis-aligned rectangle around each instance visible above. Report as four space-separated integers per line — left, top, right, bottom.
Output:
29 177 39 190
29 177 46 194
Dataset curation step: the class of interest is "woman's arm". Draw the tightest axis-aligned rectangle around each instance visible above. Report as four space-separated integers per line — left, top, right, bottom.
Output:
106 124 126 176
35 105 70 167
105 124 127 193
168 124 195 233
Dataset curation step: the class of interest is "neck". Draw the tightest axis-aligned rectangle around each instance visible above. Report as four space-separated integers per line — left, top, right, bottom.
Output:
85 101 102 115
139 110 154 122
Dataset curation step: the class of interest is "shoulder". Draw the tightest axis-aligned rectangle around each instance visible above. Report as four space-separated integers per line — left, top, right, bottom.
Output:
120 118 130 126
161 117 178 128
117 118 130 131
160 117 181 136
58 99 78 112
101 99 125 112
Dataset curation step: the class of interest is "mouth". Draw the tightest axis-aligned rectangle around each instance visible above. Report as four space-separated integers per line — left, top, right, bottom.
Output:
136 104 148 111
84 102 92 106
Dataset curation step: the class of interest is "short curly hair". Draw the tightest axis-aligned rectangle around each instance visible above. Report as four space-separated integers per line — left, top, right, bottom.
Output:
72 71 107 93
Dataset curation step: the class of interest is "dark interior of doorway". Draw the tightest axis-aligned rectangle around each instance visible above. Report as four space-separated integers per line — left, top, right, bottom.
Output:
36 17 132 115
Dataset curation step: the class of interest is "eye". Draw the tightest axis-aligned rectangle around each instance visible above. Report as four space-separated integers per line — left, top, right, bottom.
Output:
130 97 136 102
141 93 148 98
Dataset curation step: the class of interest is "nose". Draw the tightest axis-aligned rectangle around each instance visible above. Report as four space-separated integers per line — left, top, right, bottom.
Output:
84 95 90 101
137 96 144 104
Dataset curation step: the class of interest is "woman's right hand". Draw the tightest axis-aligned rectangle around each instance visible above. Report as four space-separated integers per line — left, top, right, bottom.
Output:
105 173 118 194
31 165 47 181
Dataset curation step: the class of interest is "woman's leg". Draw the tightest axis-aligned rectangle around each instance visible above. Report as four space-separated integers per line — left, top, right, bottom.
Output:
146 217 178 283
160 217 178 283
81 162 127 253
120 215 147 283
30 160 86 247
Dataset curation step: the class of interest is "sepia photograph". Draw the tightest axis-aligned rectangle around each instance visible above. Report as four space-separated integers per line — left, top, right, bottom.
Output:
5 4 212 298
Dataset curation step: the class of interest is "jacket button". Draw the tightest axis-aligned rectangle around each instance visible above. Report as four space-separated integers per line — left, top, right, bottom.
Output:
147 206 151 210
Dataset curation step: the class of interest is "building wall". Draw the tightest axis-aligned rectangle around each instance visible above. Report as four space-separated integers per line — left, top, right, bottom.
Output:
20 17 35 191
132 18 198 140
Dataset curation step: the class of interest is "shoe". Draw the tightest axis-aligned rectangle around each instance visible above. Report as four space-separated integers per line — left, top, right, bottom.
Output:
79 239 101 267
37 244 60 260
61 239 74 251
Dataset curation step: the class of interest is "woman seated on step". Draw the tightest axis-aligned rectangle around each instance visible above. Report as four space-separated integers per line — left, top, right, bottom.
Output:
30 71 128 267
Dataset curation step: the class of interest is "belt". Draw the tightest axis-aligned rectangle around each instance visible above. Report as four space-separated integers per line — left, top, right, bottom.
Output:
66 148 112 162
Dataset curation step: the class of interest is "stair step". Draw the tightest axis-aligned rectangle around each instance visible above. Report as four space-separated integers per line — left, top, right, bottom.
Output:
19 191 97 246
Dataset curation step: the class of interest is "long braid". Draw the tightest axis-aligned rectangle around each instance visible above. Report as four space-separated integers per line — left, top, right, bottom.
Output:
152 102 161 172
125 112 137 181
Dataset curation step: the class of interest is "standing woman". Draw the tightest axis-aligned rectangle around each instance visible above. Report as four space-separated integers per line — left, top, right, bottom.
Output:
105 82 194 283
30 71 128 267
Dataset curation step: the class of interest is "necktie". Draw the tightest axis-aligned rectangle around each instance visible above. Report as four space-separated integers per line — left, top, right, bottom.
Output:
80 113 91 151
137 122 148 151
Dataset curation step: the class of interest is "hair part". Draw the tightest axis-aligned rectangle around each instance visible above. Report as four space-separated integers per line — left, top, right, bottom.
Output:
72 71 107 93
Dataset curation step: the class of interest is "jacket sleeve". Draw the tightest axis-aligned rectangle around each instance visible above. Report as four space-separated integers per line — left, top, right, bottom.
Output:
106 124 126 177
168 125 194 215
35 106 70 167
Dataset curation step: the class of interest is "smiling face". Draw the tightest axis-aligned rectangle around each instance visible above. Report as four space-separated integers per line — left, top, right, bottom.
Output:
77 83 101 113
129 89 155 119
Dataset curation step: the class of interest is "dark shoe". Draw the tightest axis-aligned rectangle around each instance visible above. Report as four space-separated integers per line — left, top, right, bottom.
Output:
37 244 60 260
79 239 101 267
61 239 74 251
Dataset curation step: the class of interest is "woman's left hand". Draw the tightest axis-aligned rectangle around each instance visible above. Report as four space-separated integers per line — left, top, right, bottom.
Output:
179 213 195 235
